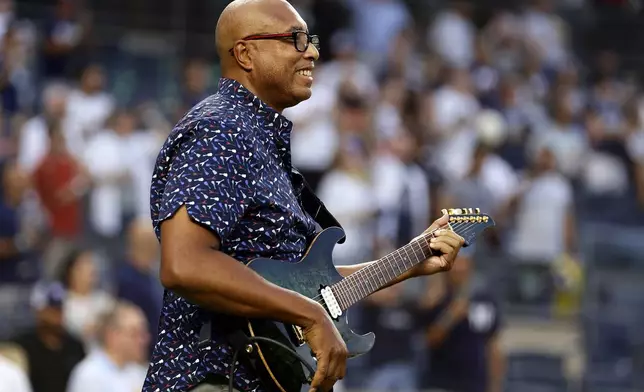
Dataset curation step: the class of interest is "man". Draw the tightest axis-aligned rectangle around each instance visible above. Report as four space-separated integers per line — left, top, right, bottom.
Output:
145 1 465 391
11 282 86 392
418 252 505 392
115 219 163 357
67 301 149 392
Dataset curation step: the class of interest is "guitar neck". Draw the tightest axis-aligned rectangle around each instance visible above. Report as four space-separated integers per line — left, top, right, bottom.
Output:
330 232 436 311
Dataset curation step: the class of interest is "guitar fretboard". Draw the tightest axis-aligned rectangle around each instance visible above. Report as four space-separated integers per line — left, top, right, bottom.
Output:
329 233 436 310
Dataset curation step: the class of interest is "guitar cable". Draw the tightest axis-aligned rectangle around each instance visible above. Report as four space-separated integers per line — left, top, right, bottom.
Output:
228 336 316 392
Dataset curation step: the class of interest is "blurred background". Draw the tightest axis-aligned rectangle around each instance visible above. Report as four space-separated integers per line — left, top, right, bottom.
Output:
0 0 643 391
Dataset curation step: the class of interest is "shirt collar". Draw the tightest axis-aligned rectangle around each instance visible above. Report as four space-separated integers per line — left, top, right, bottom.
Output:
217 77 293 160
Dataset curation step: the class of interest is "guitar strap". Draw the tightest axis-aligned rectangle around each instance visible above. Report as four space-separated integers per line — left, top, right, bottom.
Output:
199 168 344 389
292 167 346 243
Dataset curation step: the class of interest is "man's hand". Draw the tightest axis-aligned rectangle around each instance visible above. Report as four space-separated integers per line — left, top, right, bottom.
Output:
304 311 348 392
411 212 465 277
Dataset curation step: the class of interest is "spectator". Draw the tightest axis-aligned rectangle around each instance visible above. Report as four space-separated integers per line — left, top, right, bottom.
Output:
317 143 376 266
373 128 431 252
59 248 114 348
418 252 505 392
11 282 85 392
65 63 115 158
357 283 421 391
173 58 213 123
0 354 32 392
33 120 89 279
0 159 38 285
41 0 87 80
66 301 149 392
17 82 70 174
83 110 155 242
428 0 477 69
115 219 163 356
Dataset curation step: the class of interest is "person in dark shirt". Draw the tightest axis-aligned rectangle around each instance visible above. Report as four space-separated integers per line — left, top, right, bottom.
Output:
418 252 506 392
11 282 86 392
145 0 465 391
358 283 420 391
0 159 38 285
116 219 163 357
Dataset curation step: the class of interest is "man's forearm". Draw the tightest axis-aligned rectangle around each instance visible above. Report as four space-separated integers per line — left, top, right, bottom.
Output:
336 261 414 292
162 248 325 328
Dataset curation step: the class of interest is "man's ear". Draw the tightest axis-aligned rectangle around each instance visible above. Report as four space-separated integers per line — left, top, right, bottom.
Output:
233 42 253 72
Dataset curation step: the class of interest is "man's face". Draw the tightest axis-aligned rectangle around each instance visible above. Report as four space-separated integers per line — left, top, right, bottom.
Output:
246 4 319 109
112 309 150 363
37 307 64 334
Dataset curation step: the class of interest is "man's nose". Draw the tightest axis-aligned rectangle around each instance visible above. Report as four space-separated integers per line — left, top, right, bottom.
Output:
304 43 319 62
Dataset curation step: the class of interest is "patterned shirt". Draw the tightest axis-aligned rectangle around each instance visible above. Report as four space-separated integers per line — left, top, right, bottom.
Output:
144 78 318 392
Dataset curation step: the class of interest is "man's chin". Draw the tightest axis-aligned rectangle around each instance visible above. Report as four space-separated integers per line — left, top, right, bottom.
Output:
287 87 312 107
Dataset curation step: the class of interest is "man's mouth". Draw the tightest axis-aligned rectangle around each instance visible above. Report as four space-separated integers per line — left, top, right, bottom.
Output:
296 69 312 77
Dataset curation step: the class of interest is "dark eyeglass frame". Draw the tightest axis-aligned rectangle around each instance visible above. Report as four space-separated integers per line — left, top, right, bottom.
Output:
228 31 320 55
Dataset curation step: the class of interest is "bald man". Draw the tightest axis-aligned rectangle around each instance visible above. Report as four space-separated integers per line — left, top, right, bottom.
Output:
145 1 464 391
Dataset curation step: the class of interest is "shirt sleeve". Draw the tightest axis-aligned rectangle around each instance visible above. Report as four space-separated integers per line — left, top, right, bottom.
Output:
158 120 258 244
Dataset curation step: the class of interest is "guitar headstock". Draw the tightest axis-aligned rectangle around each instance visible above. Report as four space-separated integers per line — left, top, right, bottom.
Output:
441 208 496 247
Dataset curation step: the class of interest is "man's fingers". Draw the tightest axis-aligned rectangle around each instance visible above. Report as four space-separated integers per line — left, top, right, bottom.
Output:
430 234 463 250
309 357 329 392
426 212 449 232
429 241 455 258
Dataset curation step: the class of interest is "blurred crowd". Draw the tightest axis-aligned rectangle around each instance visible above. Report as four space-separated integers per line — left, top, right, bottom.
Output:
0 0 643 391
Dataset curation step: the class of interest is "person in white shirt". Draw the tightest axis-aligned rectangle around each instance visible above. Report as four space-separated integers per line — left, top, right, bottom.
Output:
0 355 32 392
17 82 70 174
66 301 149 392
65 64 115 158
83 110 159 238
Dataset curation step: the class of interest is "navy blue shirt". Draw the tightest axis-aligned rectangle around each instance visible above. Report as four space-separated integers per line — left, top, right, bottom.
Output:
419 288 501 392
144 78 318 392
116 262 163 355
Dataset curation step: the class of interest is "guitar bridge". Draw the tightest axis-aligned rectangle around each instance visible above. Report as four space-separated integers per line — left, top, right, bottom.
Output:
320 286 342 319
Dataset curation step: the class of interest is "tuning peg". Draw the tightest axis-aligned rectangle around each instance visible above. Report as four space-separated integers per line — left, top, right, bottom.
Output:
474 208 481 214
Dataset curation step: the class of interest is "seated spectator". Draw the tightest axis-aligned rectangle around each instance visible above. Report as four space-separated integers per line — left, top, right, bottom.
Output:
115 219 163 356
11 282 85 392
66 301 149 392
0 353 32 392
59 248 114 348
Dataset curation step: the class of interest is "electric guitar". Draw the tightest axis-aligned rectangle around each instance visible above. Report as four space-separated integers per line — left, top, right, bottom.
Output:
243 208 495 392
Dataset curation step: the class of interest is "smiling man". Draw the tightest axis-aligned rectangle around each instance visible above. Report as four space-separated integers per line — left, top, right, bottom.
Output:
144 0 464 391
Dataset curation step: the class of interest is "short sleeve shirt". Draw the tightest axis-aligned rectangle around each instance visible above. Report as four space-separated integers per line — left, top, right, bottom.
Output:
143 78 318 392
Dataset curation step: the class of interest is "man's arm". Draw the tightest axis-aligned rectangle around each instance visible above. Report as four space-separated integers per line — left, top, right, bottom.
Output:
336 213 462 291
160 206 326 328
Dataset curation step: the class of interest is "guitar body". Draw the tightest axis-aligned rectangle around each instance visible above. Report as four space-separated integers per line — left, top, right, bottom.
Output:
245 227 375 392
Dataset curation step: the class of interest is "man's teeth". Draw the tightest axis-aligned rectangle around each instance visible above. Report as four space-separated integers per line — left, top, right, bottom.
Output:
297 70 312 77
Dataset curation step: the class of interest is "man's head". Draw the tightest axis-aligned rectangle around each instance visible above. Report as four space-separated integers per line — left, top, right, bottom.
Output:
215 0 320 112
30 282 66 335
99 302 150 364
80 64 106 94
42 83 69 119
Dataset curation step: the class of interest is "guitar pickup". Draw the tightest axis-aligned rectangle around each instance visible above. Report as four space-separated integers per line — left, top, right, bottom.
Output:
320 286 342 319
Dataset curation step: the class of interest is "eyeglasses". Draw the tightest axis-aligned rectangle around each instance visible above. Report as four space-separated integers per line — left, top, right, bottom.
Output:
229 31 320 55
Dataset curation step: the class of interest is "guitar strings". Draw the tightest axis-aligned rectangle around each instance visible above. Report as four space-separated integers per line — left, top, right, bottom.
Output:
307 220 478 307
